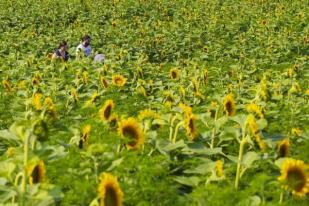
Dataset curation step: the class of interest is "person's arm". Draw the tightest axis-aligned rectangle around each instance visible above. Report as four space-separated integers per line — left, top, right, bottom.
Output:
51 52 58 60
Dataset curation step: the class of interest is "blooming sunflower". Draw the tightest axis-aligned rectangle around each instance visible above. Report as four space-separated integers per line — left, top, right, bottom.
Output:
277 138 290 158
112 74 127 87
185 114 198 141
99 100 114 121
100 75 109 89
278 159 309 197
118 117 144 150
169 68 180 80
98 173 123 206
223 94 236 116
31 77 40 86
27 160 46 185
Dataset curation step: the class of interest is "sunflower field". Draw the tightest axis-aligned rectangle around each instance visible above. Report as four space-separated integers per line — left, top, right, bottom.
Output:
0 0 309 205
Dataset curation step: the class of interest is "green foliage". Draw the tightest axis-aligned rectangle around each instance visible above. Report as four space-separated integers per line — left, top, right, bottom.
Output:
0 0 308 205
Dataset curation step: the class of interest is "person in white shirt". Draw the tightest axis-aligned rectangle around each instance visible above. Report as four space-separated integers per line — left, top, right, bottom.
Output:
76 35 91 57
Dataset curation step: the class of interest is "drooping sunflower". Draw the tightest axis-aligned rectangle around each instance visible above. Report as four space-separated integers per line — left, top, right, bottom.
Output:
32 93 43 110
278 159 309 197
27 160 46 185
98 173 123 206
223 94 236 116
246 115 266 151
246 114 258 135
246 103 264 119
81 124 91 144
100 75 109 89
169 68 180 80
71 88 79 102
112 74 127 87
2 79 11 92
85 91 99 107
277 138 290 158
138 109 160 121
185 114 198 141
291 128 302 137
179 103 193 118
99 100 114 121
203 69 209 83
118 117 144 150
215 160 224 177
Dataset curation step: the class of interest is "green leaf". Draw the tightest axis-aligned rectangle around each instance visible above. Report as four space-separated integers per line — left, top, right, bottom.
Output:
173 176 201 187
0 162 16 180
107 158 123 171
242 151 259 168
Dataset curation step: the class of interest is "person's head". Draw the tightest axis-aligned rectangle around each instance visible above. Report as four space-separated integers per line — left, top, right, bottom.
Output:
81 35 91 47
58 40 68 51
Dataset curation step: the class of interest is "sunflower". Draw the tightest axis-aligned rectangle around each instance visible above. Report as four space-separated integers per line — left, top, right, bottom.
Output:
31 77 40 86
179 103 193 117
85 91 99 107
83 71 89 85
179 85 186 97
28 160 46 185
109 115 118 129
112 74 127 87
246 115 258 135
192 78 199 93
246 103 264 119
32 93 43 110
291 128 302 137
2 79 11 92
277 138 290 158
99 100 115 121
185 114 198 141
100 76 109 89
246 115 266 150
169 68 180 80
223 94 236 116
71 88 79 102
118 117 144 150
203 69 208 83
254 134 267 151
81 124 91 144
278 159 309 197
138 109 160 121
259 78 269 101
98 173 123 206
215 160 224 177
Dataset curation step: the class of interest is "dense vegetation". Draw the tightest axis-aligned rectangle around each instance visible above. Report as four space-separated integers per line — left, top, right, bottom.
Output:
0 0 308 205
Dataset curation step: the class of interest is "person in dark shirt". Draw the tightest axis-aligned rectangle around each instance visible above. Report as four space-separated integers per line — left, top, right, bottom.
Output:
52 40 69 61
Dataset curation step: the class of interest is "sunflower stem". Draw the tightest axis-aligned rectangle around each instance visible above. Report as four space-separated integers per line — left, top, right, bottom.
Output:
172 121 184 143
279 191 284 204
210 107 219 149
235 123 247 190
21 132 30 206
169 115 177 142
235 137 246 190
12 172 23 203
